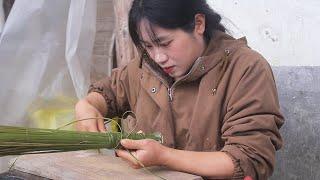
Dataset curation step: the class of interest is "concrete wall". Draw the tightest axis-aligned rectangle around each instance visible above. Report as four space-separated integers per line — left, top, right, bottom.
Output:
209 0 320 66
272 67 320 180
208 1 320 179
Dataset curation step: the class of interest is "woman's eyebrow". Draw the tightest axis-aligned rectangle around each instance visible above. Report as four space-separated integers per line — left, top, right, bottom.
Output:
154 35 171 43
140 39 151 44
140 35 171 44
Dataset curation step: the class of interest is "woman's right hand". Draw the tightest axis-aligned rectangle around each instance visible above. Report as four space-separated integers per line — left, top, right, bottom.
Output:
75 98 106 132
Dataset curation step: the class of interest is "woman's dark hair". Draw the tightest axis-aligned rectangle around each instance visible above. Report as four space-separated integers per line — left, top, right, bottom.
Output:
128 0 226 51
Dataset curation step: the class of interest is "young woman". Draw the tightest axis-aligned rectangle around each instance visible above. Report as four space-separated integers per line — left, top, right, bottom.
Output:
75 0 284 179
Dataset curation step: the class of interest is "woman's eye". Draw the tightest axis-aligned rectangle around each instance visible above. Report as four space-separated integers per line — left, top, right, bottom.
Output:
161 41 172 47
145 45 153 49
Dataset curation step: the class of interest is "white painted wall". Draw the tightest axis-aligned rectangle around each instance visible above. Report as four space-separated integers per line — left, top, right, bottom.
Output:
208 0 320 66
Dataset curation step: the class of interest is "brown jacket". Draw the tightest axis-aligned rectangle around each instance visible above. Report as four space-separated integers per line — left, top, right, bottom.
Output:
89 31 284 180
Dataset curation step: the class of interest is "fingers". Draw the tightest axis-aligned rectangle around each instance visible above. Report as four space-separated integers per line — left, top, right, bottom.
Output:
244 176 253 180
87 125 99 132
116 150 141 168
75 120 89 132
121 139 148 150
75 99 106 133
76 124 87 132
75 118 105 133
97 116 106 132
76 121 98 132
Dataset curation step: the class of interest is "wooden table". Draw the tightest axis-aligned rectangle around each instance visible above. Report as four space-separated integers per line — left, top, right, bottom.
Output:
0 150 202 180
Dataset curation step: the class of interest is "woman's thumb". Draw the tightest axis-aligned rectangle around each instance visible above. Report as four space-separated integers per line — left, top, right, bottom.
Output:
121 139 145 150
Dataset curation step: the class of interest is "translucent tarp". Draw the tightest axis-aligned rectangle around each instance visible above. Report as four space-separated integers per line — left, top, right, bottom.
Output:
0 0 5 34
0 0 97 128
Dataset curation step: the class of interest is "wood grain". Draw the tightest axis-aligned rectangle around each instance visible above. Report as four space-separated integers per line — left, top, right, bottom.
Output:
12 150 203 180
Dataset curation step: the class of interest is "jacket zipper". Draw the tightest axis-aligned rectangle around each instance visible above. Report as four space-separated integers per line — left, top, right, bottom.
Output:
144 57 202 102
168 88 173 101
166 58 202 102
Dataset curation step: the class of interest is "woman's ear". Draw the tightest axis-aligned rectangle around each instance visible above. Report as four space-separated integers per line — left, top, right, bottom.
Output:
194 14 206 35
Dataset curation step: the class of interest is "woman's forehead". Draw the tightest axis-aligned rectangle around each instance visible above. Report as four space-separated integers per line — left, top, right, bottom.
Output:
138 19 173 43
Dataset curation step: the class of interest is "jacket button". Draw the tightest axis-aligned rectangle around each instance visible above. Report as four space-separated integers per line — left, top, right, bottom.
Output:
211 88 217 95
151 87 157 93
200 65 205 71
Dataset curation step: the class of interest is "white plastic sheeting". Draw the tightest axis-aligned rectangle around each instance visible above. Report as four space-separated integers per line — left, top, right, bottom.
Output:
0 0 97 127
0 0 4 34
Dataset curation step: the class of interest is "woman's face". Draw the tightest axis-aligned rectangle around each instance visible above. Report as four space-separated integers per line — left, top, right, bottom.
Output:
139 15 206 80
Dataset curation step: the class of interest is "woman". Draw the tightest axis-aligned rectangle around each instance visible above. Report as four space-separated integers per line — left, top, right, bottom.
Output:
75 0 284 179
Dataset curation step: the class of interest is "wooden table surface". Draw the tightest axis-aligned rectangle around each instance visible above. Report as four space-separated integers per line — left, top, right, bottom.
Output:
2 150 202 180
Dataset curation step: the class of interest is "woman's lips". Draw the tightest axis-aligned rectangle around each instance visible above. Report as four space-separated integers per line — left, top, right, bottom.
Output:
163 66 174 74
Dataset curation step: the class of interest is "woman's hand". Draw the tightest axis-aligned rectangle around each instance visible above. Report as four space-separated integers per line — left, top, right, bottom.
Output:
115 139 168 169
116 139 236 178
75 98 106 132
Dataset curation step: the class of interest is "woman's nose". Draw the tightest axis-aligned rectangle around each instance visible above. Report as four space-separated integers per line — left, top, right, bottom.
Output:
154 50 168 64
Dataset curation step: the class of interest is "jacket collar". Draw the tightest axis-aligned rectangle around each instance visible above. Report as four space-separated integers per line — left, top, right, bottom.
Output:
141 30 248 86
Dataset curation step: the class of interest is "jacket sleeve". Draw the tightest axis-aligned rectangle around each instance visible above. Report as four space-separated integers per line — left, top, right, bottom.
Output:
88 65 134 118
220 58 284 180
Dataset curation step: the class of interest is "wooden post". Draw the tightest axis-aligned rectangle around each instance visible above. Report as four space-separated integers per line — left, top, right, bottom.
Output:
91 0 115 81
113 0 138 67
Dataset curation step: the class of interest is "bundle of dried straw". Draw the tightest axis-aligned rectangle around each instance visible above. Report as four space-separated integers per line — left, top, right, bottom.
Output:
0 125 162 157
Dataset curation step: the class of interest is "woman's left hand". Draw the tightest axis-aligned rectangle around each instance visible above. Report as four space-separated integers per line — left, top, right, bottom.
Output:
115 139 168 169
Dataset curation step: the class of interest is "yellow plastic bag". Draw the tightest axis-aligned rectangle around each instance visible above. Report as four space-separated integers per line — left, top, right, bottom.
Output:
28 96 77 130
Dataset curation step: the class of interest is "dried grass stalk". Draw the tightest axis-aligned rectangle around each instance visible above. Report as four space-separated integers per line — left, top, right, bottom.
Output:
0 126 162 157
